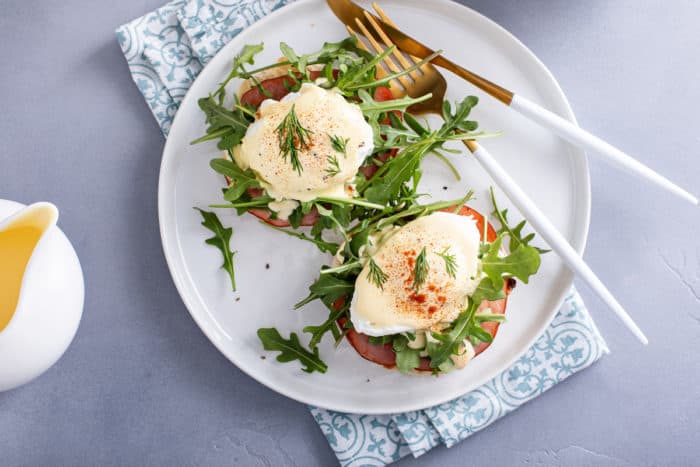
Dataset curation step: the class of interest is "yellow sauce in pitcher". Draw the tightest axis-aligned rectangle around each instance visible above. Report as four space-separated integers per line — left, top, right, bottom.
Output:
0 223 44 332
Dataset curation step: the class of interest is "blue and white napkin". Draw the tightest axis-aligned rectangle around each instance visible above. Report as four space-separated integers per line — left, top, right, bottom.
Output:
117 3 609 465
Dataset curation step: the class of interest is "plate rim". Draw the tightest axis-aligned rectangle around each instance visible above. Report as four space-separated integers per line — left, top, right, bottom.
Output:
158 0 591 414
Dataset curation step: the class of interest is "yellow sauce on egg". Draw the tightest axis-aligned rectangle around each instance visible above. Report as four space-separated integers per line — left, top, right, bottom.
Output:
234 83 373 203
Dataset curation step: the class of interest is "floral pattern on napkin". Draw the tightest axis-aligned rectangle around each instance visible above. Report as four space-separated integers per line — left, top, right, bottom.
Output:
310 291 608 465
116 0 291 134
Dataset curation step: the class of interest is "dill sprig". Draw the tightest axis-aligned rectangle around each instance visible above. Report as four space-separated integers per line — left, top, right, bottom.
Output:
412 247 430 292
368 258 388 290
325 154 341 177
329 134 349 157
437 247 458 278
276 104 313 175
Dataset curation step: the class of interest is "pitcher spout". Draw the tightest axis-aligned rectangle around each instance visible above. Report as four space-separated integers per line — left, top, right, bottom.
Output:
0 202 59 234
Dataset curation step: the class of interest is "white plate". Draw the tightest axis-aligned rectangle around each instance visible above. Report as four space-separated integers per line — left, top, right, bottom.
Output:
159 0 590 414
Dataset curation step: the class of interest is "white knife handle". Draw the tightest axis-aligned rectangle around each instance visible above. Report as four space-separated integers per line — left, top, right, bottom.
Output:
470 143 649 345
510 94 697 205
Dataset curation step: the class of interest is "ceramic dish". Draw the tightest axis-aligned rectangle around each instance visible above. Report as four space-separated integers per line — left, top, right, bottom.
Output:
158 0 590 414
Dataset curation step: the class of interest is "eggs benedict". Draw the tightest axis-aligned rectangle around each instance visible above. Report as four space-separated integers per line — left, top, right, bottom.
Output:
234 83 374 207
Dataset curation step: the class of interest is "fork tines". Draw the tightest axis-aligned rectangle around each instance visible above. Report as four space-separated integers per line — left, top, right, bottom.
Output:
345 3 429 96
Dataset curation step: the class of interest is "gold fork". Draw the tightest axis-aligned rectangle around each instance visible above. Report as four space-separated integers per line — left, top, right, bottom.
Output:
348 3 649 345
347 3 448 119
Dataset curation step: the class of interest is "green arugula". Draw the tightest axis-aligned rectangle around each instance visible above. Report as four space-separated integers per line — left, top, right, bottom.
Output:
210 158 261 203
361 95 488 204
490 187 550 254
195 208 236 291
192 96 252 151
468 324 493 345
292 272 356 349
480 234 541 290
295 273 355 309
303 301 349 348
215 43 266 96
277 37 370 83
368 335 394 345
263 223 339 255
392 335 421 374
425 300 478 368
257 328 327 374
474 311 507 323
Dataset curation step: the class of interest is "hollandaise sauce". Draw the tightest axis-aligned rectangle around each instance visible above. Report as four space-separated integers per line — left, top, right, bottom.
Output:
0 225 43 332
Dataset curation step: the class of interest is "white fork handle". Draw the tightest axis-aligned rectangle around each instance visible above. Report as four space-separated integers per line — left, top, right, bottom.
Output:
510 94 697 205
469 142 649 345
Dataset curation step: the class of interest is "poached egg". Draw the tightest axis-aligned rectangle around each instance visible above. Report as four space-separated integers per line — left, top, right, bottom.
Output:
350 211 482 336
233 83 374 207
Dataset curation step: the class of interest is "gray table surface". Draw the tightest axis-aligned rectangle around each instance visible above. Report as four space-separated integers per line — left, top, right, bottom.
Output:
1 0 699 465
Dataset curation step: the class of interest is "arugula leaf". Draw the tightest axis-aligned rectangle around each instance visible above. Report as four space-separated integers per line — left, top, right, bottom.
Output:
393 336 421 374
279 42 299 64
257 328 327 374
216 43 266 95
361 95 488 204
363 146 424 204
425 300 478 369
278 37 369 83
480 234 541 290
264 223 339 255
195 208 236 291
468 324 493 344
474 312 507 324
295 273 355 309
331 203 352 228
395 348 421 374
210 158 260 203
490 187 549 254
319 261 362 276
314 204 351 241
440 97 479 135
193 96 252 150
303 302 349 349
338 48 441 92
349 225 370 257
470 277 506 303
358 90 432 119
368 335 394 345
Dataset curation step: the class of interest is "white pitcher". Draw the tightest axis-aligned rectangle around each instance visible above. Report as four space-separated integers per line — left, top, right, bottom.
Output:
0 200 84 391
